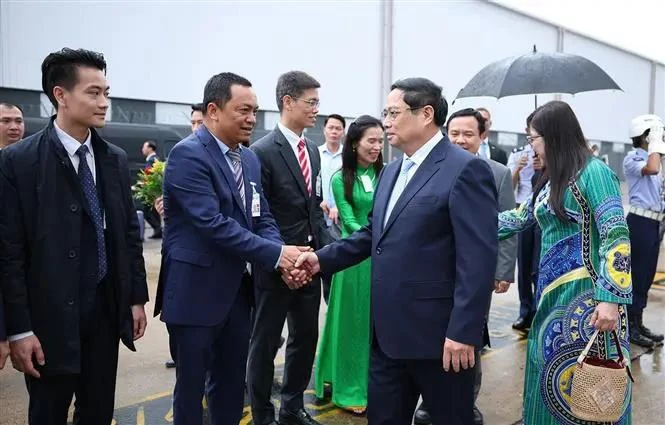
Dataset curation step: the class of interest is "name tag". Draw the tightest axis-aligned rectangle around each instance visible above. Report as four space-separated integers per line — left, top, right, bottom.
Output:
360 174 374 192
316 172 322 197
250 182 261 217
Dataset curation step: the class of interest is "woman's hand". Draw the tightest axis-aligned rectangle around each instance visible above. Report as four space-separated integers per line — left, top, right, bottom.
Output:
589 302 619 332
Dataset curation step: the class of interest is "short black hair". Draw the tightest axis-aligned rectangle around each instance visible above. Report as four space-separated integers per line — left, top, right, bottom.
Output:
390 78 448 126
275 71 320 112
144 140 158 151
191 103 204 115
632 129 649 148
41 48 107 109
203 72 252 115
0 103 24 114
446 108 486 134
325 114 346 128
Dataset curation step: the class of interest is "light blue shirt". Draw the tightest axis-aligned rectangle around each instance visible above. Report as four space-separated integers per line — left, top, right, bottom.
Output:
507 144 535 204
623 148 664 212
209 129 283 269
383 130 442 227
318 143 343 225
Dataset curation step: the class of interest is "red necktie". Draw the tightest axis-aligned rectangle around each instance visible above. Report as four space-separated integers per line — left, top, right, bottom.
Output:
297 138 311 196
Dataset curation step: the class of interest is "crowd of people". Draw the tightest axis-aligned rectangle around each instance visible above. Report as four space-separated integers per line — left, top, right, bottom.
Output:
0 46 664 425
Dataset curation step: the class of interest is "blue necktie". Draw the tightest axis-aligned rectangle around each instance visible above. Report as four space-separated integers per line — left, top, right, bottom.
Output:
75 145 107 282
384 158 416 227
227 149 246 208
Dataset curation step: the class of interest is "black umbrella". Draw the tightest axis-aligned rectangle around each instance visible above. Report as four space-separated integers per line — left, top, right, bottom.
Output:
455 46 622 106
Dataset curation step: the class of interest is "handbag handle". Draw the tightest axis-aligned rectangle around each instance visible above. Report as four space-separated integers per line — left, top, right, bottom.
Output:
576 329 625 366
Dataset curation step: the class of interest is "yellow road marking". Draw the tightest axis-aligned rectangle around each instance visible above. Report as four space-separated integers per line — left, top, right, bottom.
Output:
136 406 145 425
164 406 173 422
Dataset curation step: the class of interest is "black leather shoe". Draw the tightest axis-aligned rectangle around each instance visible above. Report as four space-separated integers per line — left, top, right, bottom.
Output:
473 406 484 425
630 321 656 348
279 409 320 425
165 359 176 368
512 316 532 331
640 324 664 343
413 405 431 425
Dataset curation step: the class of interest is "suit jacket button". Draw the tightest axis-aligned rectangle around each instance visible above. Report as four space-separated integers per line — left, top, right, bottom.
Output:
376 247 382 255
67 300 74 306
70 204 79 212
68 250 76 259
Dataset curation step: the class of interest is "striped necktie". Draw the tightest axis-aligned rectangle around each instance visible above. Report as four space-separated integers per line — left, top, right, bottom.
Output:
297 138 312 196
227 149 245 208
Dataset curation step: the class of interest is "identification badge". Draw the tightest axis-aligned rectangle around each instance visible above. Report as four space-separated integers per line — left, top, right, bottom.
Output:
360 175 374 192
250 182 261 217
316 173 322 197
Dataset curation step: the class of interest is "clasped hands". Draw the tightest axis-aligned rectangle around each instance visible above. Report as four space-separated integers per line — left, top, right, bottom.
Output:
278 248 320 290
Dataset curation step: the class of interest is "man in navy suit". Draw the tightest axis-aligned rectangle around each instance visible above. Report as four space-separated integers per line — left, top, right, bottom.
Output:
294 78 498 425
154 72 310 425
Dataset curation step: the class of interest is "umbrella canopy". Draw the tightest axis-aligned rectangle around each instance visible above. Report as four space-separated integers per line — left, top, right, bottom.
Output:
455 49 622 100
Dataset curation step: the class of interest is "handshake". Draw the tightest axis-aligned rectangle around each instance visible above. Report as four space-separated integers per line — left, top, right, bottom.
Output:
278 246 321 290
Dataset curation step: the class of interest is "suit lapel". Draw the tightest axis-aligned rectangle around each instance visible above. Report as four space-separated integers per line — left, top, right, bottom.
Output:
92 133 120 233
199 126 248 224
275 128 309 198
374 162 400 233
48 128 92 218
380 139 448 239
240 148 253 226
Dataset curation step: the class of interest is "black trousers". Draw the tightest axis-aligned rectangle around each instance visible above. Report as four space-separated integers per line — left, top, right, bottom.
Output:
24 285 119 425
247 274 321 425
627 213 660 314
368 336 475 425
141 202 162 234
517 223 541 320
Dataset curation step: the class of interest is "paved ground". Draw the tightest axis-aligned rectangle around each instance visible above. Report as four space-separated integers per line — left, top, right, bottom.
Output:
1 237 664 425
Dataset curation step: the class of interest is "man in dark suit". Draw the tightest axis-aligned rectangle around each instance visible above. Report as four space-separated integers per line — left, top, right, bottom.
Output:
154 72 309 425
247 71 332 425
294 78 498 425
476 107 508 165
140 139 163 238
0 48 148 424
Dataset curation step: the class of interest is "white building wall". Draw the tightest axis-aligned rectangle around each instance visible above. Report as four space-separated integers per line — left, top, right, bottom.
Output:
1 0 661 143
655 64 665 119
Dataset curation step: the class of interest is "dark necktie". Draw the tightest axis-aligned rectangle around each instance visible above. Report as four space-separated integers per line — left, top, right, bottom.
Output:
226 149 246 208
75 145 107 282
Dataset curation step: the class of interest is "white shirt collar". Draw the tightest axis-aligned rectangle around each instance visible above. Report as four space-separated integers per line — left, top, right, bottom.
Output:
406 130 443 166
53 120 92 158
320 142 343 156
482 138 489 145
208 127 243 156
278 122 304 149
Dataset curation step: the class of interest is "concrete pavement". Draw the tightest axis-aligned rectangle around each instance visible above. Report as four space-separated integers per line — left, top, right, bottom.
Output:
1 238 663 425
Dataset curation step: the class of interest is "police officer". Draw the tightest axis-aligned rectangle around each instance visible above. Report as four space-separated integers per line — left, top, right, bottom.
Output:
623 114 665 348
506 112 540 331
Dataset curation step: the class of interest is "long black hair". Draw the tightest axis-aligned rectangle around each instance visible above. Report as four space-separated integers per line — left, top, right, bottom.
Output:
341 115 384 206
530 101 590 221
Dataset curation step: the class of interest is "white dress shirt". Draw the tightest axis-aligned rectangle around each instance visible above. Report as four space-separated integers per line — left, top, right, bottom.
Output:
278 122 312 177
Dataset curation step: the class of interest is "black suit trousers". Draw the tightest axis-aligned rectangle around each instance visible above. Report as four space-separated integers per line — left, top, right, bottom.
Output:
24 281 120 425
368 335 475 425
247 273 321 425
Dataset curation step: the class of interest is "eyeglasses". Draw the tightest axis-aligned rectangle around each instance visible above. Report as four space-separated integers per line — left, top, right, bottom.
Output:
381 106 424 121
526 135 543 144
294 98 320 108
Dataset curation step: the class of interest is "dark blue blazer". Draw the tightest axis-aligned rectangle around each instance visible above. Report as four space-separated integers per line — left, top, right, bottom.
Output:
154 126 283 326
317 137 498 359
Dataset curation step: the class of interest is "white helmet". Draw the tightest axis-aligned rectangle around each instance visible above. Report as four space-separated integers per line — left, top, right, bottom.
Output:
630 114 664 138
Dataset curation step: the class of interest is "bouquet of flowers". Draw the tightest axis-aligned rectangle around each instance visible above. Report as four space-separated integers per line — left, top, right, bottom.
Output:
132 160 165 206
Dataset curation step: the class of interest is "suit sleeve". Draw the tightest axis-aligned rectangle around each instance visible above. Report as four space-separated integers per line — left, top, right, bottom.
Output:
0 290 6 341
447 158 498 348
495 168 518 282
332 172 363 234
0 152 31 336
119 153 149 305
165 143 282 270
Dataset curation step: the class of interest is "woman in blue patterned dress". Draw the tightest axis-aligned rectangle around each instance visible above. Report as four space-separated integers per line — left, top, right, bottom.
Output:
498 101 632 424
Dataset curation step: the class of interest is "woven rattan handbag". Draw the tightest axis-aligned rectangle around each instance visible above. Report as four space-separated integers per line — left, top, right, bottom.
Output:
570 329 633 422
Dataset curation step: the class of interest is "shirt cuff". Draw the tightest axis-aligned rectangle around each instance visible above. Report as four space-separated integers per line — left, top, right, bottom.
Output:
8 331 34 342
274 246 284 270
